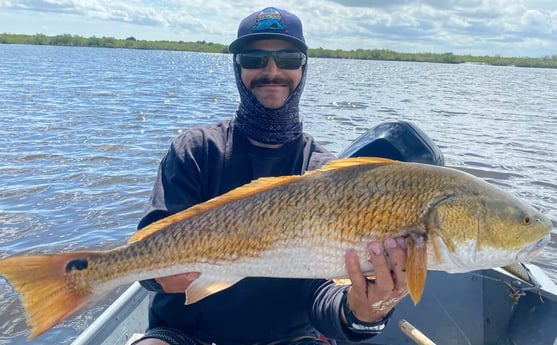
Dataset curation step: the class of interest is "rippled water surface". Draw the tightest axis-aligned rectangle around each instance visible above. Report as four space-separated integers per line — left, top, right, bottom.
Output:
0 44 556 345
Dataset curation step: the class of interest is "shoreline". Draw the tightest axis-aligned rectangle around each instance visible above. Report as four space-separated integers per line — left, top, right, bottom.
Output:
2 33 556 69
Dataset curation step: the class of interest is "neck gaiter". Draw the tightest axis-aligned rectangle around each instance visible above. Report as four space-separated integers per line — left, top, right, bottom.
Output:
233 61 306 145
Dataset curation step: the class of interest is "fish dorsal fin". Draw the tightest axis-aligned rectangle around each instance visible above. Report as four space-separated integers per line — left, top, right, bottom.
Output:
317 157 398 172
184 276 242 305
128 174 305 244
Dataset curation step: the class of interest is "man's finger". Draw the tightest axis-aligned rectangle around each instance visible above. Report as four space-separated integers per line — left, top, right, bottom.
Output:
344 249 368 294
368 240 395 293
384 238 408 292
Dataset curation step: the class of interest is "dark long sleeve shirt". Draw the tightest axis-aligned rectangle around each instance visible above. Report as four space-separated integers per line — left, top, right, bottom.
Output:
138 119 376 344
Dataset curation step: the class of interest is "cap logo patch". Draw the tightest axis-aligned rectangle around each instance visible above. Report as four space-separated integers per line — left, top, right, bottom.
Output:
252 7 285 32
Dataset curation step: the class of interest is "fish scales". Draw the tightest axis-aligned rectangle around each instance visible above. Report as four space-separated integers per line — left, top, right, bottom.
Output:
0 157 552 340
31 161 548 280
83 162 522 279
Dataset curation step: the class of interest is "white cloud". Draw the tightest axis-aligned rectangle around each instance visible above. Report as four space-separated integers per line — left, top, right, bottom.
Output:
0 0 556 57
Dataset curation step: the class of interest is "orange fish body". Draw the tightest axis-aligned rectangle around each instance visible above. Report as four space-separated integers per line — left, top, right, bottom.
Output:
0 157 552 339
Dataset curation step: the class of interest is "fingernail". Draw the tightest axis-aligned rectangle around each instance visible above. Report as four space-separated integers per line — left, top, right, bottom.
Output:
385 238 397 249
369 242 382 256
396 237 407 249
345 249 358 264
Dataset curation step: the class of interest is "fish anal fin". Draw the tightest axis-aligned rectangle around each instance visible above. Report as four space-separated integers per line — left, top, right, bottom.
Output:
406 235 428 305
333 278 352 286
0 252 95 339
184 276 242 305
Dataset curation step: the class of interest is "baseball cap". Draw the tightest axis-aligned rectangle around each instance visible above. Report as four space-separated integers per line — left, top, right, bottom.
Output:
229 7 308 54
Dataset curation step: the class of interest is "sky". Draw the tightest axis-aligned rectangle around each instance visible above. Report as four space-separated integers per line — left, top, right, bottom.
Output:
1 0 556 57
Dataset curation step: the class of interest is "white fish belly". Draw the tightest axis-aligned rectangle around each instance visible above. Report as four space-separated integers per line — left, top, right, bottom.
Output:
427 237 521 273
95 239 372 295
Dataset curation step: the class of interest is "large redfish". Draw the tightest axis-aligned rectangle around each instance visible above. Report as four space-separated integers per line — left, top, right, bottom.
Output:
0 158 552 339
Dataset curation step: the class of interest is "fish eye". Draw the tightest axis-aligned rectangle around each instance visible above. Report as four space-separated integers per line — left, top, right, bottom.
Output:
522 215 531 225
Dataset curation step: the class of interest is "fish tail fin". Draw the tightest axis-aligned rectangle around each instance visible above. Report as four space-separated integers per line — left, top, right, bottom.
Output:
0 252 94 339
406 235 428 304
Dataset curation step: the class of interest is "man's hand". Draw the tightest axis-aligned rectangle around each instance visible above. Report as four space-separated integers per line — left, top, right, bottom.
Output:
343 237 409 323
155 272 201 293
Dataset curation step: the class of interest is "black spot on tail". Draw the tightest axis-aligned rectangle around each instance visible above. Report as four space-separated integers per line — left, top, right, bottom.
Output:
66 259 89 272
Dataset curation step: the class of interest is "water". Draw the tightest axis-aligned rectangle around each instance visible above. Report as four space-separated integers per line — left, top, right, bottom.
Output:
0 44 556 344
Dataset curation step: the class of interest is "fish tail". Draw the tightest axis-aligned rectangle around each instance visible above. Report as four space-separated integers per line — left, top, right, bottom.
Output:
0 252 95 339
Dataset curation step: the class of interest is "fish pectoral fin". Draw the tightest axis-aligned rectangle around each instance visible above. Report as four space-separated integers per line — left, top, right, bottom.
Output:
406 235 428 305
185 276 242 305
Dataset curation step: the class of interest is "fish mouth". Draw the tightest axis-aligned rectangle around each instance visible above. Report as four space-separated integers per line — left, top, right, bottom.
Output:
517 235 551 262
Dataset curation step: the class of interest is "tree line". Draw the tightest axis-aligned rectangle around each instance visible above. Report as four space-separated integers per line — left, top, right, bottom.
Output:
1 33 556 69
0 33 227 53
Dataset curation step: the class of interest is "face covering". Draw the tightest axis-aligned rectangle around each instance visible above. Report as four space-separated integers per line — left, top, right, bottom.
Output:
233 59 307 145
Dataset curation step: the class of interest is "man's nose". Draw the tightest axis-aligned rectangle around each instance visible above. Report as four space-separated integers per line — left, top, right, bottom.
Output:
262 57 280 74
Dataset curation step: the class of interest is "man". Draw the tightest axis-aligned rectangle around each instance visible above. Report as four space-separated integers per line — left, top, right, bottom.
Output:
133 7 408 345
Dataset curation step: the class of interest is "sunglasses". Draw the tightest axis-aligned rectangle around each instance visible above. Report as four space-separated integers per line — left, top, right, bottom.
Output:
235 50 307 70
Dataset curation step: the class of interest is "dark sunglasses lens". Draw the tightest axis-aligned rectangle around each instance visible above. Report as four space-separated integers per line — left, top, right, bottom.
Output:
237 51 306 70
274 52 305 69
238 53 268 69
